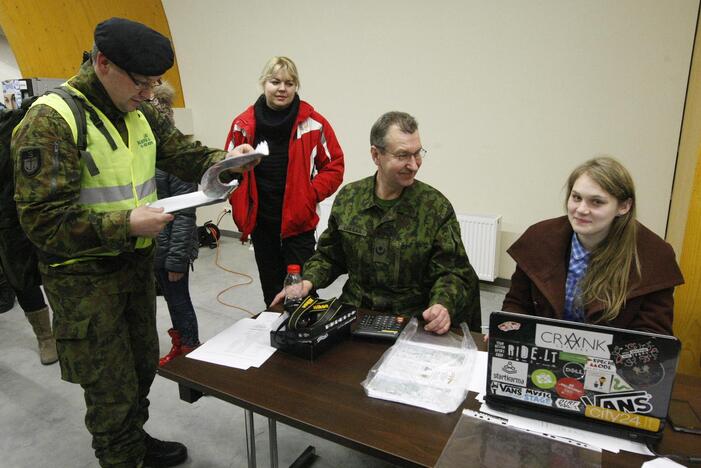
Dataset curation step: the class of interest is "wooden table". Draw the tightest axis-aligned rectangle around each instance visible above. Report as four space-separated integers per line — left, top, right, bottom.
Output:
159 331 701 467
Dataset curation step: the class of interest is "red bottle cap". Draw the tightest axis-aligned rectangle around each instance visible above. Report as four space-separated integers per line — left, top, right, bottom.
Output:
287 264 301 274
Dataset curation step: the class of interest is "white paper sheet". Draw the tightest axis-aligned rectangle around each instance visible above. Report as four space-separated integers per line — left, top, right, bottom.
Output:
642 457 687 467
467 351 488 395
149 189 234 213
477 403 654 456
187 313 280 369
149 141 269 213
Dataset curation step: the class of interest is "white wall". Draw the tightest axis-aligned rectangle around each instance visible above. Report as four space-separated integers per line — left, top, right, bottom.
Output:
163 0 698 279
0 34 20 83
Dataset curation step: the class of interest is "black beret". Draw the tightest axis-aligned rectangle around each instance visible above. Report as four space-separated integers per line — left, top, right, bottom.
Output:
94 17 174 76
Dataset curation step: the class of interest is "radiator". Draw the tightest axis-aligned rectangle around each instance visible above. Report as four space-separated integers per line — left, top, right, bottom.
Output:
316 200 501 282
457 214 501 282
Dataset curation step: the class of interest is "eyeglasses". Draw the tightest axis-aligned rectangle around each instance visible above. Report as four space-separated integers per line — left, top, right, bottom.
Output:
125 70 162 91
376 146 427 162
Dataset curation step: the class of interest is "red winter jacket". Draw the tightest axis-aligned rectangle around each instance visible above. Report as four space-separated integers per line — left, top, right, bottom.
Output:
224 100 344 241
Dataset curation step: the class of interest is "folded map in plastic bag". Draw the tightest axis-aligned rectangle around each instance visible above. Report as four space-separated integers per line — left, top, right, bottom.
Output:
150 142 268 213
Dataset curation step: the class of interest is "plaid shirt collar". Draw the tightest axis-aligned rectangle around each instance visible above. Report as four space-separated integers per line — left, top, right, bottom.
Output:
570 233 589 262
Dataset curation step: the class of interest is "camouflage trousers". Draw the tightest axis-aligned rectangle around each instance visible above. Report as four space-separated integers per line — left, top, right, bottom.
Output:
41 254 158 467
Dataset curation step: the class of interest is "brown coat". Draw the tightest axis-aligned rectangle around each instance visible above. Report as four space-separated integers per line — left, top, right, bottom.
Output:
502 216 684 335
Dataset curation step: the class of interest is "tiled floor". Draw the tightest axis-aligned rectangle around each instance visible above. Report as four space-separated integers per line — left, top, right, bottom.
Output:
0 236 506 467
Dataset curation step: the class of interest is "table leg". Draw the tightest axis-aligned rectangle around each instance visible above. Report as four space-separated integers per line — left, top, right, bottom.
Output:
268 418 278 468
245 409 256 468
177 383 203 403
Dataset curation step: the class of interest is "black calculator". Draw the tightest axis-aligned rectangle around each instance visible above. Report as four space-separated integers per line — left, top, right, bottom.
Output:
352 314 406 340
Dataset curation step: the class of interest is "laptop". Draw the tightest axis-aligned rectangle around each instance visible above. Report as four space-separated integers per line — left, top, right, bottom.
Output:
485 311 681 443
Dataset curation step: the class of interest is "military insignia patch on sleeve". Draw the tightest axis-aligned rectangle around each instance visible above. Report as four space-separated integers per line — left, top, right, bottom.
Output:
19 147 42 177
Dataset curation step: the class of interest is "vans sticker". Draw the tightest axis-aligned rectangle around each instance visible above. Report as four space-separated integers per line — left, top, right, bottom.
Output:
490 382 525 399
580 390 653 414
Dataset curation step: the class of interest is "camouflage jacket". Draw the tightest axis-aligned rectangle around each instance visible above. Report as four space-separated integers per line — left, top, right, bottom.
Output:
11 62 226 264
303 175 479 319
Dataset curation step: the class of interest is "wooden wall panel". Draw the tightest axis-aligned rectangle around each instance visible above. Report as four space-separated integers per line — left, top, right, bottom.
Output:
0 0 185 107
671 9 701 377
674 143 701 376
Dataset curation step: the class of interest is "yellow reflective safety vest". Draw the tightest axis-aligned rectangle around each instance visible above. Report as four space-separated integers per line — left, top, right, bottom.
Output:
31 84 157 263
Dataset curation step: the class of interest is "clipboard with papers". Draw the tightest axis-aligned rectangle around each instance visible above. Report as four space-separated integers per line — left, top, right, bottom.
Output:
149 141 269 213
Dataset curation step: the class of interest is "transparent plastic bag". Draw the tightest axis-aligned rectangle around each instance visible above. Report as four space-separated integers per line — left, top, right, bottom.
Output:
361 318 478 413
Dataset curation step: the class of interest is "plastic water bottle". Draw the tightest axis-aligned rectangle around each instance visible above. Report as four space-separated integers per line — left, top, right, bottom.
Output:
283 264 303 312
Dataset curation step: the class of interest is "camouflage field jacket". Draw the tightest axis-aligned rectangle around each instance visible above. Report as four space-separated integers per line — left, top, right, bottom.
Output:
304 175 479 318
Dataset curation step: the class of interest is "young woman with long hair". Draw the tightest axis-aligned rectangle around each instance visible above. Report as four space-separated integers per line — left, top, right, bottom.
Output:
502 157 683 334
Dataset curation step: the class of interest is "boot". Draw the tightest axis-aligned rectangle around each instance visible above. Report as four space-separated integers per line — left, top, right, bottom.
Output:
25 306 58 365
159 328 182 367
143 433 188 467
179 342 200 357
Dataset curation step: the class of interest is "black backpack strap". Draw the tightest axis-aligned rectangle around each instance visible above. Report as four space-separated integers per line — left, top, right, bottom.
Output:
52 86 118 152
50 86 113 177
51 87 87 150
82 103 118 151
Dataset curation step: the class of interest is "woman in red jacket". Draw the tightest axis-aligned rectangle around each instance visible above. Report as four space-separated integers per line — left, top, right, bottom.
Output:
502 157 683 334
225 57 344 306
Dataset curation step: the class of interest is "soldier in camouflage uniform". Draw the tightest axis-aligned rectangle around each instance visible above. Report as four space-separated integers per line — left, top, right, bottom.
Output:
11 18 256 468
272 111 480 334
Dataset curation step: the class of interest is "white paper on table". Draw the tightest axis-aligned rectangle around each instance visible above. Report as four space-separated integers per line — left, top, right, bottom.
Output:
467 351 488 395
187 313 279 369
642 457 687 467
478 403 654 456
464 408 599 452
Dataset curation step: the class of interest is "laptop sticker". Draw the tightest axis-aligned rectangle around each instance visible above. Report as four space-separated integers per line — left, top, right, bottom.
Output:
491 382 525 399
585 357 616 372
491 357 529 386
580 390 653 413
555 377 584 400
558 352 588 365
497 321 521 332
610 374 634 393
531 369 557 389
562 362 585 380
492 340 507 358
611 340 665 388
555 398 582 412
524 388 553 406
584 405 661 432
535 324 613 359
584 370 613 393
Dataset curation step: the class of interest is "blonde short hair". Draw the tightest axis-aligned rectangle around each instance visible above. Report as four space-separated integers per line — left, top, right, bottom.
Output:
258 56 300 88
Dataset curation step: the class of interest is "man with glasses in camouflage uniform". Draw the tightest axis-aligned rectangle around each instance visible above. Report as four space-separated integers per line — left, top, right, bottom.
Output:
272 111 480 334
